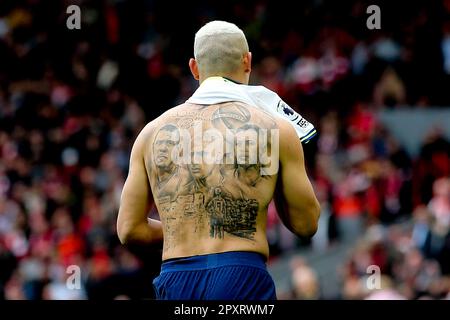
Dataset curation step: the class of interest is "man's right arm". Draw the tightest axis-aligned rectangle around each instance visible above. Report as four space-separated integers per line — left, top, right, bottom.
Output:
274 118 320 238
117 124 163 245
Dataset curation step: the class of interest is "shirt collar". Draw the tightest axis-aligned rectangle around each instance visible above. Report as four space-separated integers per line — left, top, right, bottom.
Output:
201 76 243 86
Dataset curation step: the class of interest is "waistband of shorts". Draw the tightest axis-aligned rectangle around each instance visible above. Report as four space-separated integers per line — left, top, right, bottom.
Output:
160 251 268 273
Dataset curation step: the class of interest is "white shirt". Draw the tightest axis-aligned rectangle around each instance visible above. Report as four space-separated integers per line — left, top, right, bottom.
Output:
186 77 317 143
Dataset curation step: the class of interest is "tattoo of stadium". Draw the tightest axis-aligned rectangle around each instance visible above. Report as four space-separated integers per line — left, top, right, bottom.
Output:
206 187 258 240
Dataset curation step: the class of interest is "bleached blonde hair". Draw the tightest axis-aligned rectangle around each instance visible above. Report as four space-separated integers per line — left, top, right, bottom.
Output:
194 21 249 77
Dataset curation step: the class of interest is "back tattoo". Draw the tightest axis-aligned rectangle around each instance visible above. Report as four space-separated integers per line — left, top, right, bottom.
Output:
147 102 279 242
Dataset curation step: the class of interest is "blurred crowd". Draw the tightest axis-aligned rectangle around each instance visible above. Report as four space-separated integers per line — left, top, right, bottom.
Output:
0 0 449 299
285 197 450 299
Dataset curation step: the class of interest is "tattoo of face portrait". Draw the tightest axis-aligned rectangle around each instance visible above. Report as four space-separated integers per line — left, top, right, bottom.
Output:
153 124 180 171
152 124 182 199
186 150 213 189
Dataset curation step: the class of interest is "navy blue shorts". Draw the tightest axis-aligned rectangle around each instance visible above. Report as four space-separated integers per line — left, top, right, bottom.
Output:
152 251 277 300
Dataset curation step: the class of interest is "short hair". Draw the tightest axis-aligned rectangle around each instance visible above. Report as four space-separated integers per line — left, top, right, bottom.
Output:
156 124 180 141
159 124 179 133
194 20 249 77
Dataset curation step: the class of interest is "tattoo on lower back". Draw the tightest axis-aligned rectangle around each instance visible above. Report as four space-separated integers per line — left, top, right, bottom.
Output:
206 187 258 239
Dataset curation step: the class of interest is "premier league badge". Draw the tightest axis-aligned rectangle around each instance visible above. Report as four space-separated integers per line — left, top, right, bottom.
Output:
276 100 310 129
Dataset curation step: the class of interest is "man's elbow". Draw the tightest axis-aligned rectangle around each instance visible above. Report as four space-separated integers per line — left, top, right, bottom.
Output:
293 200 321 238
117 220 135 245
118 231 132 245
117 228 130 245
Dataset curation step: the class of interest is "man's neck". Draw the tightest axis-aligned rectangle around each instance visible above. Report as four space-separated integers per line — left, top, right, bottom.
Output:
199 74 247 85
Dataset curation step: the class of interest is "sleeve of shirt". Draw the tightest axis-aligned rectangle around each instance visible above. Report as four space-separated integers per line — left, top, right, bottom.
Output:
248 86 318 144
275 99 317 144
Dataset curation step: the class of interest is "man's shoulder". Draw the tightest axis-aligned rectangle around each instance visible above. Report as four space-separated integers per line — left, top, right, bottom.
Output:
244 84 281 101
143 103 190 131
275 116 302 144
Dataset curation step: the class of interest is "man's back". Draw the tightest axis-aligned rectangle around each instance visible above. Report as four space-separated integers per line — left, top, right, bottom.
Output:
117 20 320 300
145 101 279 260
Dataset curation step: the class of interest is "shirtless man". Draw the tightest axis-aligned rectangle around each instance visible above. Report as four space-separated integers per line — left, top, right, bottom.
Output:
117 20 320 300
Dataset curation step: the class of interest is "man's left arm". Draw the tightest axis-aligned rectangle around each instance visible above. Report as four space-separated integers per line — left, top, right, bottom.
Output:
117 125 163 245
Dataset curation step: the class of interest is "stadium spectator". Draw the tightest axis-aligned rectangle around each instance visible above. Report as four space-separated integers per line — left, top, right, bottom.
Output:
0 0 449 299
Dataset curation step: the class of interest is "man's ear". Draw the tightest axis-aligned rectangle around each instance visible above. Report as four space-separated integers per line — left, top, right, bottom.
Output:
189 58 200 80
243 52 252 74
